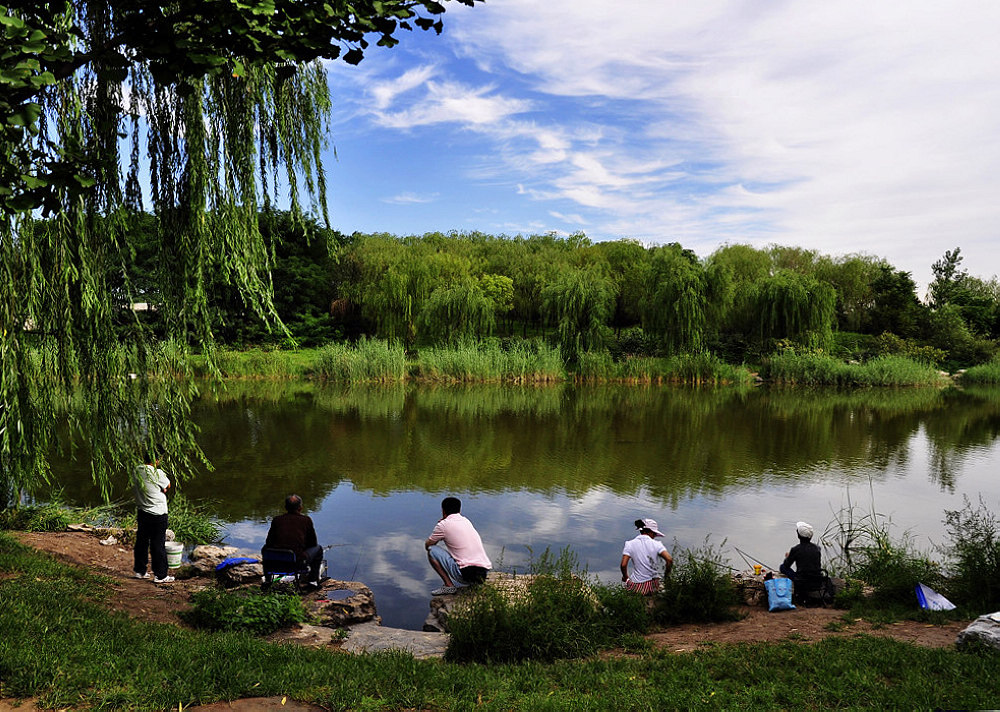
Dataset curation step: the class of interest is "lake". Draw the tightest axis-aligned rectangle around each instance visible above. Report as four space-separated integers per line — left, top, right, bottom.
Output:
48 381 1000 630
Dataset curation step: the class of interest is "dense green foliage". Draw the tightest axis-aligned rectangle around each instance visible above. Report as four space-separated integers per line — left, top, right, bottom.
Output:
942 497 1000 611
0 0 476 509
4 532 1000 710
653 539 742 625
181 588 307 634
445 548 649 663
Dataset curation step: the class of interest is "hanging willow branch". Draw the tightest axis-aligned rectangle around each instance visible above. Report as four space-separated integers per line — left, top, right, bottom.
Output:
0 0 476 503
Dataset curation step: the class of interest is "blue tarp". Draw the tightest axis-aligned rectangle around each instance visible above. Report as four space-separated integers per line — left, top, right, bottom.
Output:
215 557 260 571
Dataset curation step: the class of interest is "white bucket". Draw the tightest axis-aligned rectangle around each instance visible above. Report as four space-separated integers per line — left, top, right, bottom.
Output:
165 541 183 569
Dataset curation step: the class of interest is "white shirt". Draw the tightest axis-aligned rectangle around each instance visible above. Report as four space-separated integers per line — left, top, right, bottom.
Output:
428 513 492 569
133 464 170 515
623 534 667 583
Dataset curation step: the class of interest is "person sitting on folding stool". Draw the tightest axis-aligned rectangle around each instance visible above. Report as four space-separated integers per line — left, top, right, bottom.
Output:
265 494 323 587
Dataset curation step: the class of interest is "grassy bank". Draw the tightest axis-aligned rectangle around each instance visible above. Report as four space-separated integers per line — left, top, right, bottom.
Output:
188 342 959 387
1 532 998 711
189 341 757 385
961 356 1000 385
760 351 946 386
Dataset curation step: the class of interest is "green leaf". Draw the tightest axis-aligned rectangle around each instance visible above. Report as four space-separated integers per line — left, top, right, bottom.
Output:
73 174 97 188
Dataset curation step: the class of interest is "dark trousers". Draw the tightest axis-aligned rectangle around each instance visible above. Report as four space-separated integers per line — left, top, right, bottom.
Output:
135 509 169 579
303 545 323 582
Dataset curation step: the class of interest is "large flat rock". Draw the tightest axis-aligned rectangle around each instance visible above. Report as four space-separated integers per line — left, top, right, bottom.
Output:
341 621 449 659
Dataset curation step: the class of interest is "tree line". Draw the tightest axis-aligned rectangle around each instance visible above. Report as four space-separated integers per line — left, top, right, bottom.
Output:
118 212 1000 371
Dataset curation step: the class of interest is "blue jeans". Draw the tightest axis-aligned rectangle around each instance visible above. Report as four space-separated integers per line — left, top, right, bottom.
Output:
428 546 477 587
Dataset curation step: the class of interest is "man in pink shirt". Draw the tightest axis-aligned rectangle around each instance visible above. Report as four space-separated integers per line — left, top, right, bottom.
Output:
424 496 492 595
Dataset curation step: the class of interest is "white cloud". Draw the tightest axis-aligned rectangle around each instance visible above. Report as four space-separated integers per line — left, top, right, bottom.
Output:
441 0 1000 284
369 65 438 110
383 192 439 205
372 80 533 129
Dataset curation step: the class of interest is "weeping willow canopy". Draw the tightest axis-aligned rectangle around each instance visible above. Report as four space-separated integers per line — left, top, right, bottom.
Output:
0 0 475 502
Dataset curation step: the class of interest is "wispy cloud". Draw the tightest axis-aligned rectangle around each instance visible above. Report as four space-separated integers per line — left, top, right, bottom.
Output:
370 79 533 129
382 192 439 205
325 0 1000 285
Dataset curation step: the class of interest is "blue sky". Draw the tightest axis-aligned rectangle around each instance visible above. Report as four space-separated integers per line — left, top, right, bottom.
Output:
321 0 1000 294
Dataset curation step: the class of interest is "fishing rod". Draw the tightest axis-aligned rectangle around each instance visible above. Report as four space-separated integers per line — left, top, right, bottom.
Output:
733 546 777 572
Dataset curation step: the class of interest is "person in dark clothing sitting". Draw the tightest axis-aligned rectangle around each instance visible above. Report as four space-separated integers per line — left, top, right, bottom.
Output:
265 494 323 587
780 521 822 582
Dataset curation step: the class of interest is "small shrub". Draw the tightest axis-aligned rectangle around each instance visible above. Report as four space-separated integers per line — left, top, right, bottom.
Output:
445 547 648 663
181 588 307 634
942 497 1000 610
0 501 74 532
653 538 741 625
849 529 942 605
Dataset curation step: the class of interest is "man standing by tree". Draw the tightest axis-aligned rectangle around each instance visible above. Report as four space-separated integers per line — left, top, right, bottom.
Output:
132 452 173 583
425 496 492 595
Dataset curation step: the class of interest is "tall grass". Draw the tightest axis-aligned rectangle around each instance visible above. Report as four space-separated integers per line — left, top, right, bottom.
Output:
942 496 1000 611
762 351 945 386
310 339 407 382
576 351 753 385
961 356 1000 385
0 496 221 546
824 495 943 606
190 348 315 379
411 340 564 383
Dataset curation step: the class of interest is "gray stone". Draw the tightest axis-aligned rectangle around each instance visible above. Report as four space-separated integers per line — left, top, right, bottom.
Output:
216 561 265 588
956 612 1000 652
189 544 256 572
342 621 448 659
265 623 346 648
306 580 378 627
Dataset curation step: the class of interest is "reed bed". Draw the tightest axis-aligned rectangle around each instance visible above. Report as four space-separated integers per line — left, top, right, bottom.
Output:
410 340 564 383
762 351 945 386
576 351 753 385
310 339 408 382
960 357 1000 385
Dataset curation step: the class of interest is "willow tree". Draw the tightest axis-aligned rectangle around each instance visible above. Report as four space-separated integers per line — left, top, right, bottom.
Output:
642 244 722 355
541 267 613 364
752 270 837 350
0 0 476 504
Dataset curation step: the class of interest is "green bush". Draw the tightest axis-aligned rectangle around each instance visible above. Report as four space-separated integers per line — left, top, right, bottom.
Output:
181 588 307 634
445 548 649 663
849 529 942 605
653 538 741 625
0 501 75 532
942 497 1000 611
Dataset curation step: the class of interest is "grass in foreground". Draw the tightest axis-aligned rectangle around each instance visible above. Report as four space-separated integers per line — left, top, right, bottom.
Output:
2 532 999 711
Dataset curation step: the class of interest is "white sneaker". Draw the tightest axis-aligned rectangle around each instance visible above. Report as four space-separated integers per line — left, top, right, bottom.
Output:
153 575 175 583
431 586 458 596
134 572 151 579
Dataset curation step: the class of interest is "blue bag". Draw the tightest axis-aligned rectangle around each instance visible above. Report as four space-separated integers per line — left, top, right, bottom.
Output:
765 577 796 612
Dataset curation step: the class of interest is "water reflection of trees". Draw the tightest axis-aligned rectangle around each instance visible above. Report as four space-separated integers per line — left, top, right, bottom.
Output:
46 383 1000 518
182 383 1000 517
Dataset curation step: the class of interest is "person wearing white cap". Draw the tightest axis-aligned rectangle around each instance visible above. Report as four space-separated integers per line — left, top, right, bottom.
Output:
620 518 673 595
779 521 822 583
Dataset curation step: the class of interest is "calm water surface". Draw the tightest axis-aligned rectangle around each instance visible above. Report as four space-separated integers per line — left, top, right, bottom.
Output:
52 382 1000 629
